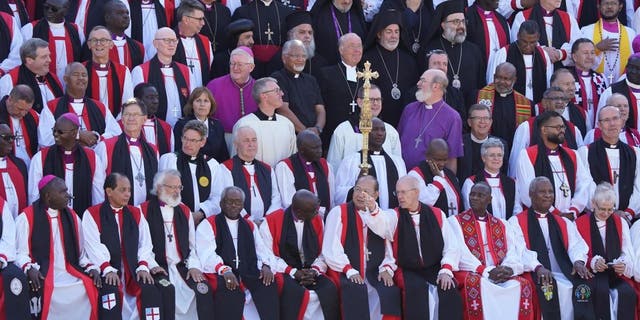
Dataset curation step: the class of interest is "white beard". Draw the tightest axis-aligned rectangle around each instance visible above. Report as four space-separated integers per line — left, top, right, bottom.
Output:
159 193 182 208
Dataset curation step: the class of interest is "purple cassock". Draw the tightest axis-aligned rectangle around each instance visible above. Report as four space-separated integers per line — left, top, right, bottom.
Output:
398 100 464 169
206 75 258 133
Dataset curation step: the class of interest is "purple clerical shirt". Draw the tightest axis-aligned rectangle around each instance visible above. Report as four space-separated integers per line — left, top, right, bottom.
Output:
398 100 463 170
206 75 258 133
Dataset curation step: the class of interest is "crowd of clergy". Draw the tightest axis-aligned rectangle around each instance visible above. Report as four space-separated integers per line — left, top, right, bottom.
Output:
7 0 640 319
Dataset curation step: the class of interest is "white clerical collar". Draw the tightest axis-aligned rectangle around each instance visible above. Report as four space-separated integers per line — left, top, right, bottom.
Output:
48 20 64 28
47 208 59 217
261 0 272 5
470 134 488 143
72 98 84 103
498 90 512 97
225 216 240 224
372 151 381 155
341 61 357 82
293 73 300 78
484 169 499 178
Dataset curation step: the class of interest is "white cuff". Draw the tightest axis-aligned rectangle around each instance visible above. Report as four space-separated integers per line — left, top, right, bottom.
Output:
24 263 40 273
135 265 149 273
289 268 298 279
378 265 394 277
438 268 453 277
346 269 359 278
482 266 496 278
590 255 605 272
102 266 118 277
217 265 231 275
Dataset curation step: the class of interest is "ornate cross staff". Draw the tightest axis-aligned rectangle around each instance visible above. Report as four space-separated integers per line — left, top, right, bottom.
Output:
356 61 379 175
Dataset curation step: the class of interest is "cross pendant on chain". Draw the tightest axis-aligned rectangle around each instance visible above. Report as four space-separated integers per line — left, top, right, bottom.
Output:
264 23 274 42
349 100 358 113
414 136 422 149
167 234 173 242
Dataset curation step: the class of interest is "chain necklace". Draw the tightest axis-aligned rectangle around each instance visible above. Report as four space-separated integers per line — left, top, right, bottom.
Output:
406 2 422 54
337 64 361 114
440 38 463 89
376 46 401 100
598 20 621 84
414 102 444 149
255 0 281 45
203 3 219 51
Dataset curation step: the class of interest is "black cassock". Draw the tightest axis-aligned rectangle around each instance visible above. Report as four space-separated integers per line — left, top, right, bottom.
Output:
362 44 418 127
379 0 435 57
266 49 328 80
311 2 366 64
491 92 527 148
199 1 232 53
271 69 325 129
422 38 486 106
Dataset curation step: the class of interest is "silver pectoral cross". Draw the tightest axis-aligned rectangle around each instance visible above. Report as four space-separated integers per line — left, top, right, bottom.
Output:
264 23 274 42
365 247 372 261
135 171 145 187
559 183 570 198
608 73 614 84
233 255 240 269
414 136 422 149
448 201 456 216
349 100 358 113
14 132 23 147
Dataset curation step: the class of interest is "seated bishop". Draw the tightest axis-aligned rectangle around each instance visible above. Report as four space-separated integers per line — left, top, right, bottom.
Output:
323 175 402 319
0 196 30 319
16 176 100 320
509 177 595 320
408 138 462 217
576 183 637 320
275 130 335 216
260 190 339 319
391 175 463 319
335 118 406 210
211 126 281 224
82 173 168 320
450 181 534 320
196 186 280 319
140 170 215 319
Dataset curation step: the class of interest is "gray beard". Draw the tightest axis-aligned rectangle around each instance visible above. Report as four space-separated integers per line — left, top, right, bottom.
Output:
443 28 466 44
159 193 182 208
305 41 316 59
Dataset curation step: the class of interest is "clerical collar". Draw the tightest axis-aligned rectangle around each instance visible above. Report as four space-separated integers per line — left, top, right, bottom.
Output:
297 154 314 171
254 109 276 121
241 158 255 166
110 205 124 213
409 210 419 215
261 0 273 6
112 33 125 41
534 210 548 218
605 141 619 149
424 100 444 110
161 62 172 69
180 34 194 40
483 169 499 178
47 208 59 217
205 3 213 10
546 147 559 155
470 133 488 143
36 75 46 84
576 68 590 77
94 63 109 72
189 156 198 163
341 61 357 82
141 0 152 4
498 90 512 97
543 10 554 17
126 134 141 146
371 150 381 155
47 20 64 28
474 213 488 221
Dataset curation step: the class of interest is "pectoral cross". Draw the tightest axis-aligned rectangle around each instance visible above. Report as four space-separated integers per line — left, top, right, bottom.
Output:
608 73 614 84
233 255 240 269
14 132 23 147
365 247 372 261
135 172 145 187
541 282 554 301
613 171 619 184
448 201 456 216
414 136 422 149
559 182 570 198
187 60 195 73
264 23 274 42
173 106 180 117
349 100 358 113
167 234 173 242
527 79 533 89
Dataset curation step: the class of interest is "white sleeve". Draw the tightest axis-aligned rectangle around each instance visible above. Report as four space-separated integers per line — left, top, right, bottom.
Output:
502 221 525 275
574 126 584 147
27 152 43 205
544 50 554 87
334 154 358 205
510 13 525 48
0 17 22 73
258 221 289 274
208 166 234 217
322 206 353 274
384 125 402 159
440 212 460 270
634 8 640 34
566 217 589 264
508 215 542 272
266 169 282 215
185 211 202 271
626 148 640 216
497 0 519 20
516 148 535 208
570 151 594 213
327 162 336 210
81 211 115 274
131 66 144 87
0 204 16 264
91 156 106 205
195 219 228 274
486 47 506 84
38 107 56 148
559 15 581 65
14 213 33 270
597 88 613 123
327 126 345 171
122 67 134 102
94 141 108 172
19 23 32 42
408 169 447 206
103 111 123 139
275 161 295 210
136 213 159 270
0 74 13 98
509 121 530 177
618 220 635 278
461 178 473 211
361 208 398 241
252 223 273 268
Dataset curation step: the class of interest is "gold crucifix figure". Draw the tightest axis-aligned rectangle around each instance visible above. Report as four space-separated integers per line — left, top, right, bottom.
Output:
356 61 379 175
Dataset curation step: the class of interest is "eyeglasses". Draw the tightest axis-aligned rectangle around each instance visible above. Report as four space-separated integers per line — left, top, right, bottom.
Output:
543 124 566 131
262 88 282 95
182 136 204 144
359 97 383 103
87 38 112 45
594 205 615 213
0 134 16 142
484 153 504 158
445 19 466 26
163 184 184 191
469 116 492 122
185 15 205 22
393 188 417 197
353 186 375 195
122 112 144 118
545 96 568 102
155 38 179 45
229 61 252 68
52 128 76 135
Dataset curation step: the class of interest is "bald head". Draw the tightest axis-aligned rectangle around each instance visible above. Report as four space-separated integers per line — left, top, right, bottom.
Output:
291 189 320 220
495 62 516 77
426 138 449 156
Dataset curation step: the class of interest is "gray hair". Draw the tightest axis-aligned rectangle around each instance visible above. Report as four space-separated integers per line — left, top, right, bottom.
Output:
431 69 449 89
175 0 204 23
64 62 86 78
592 182 616 207
20 38 49 64
282 39 306 56
251 77 278 104
221 186 246 203
182 119 207 138
234 126 257 143
230 47 254 64
480 138 504 157
150 169 181 195
529 176 551 194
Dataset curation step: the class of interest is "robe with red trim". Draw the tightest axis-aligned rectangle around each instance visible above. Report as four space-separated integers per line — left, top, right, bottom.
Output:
0 155 27 217
0 96 39 164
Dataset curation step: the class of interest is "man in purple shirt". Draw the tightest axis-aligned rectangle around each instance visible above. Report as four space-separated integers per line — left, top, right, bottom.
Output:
206 46 258 150
398 68 463 172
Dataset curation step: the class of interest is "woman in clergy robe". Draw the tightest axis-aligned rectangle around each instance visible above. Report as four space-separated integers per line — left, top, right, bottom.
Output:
260 190 340 320
95 98 159 206
450 182 534 320
195 186 280 319
159 120 220 223
576 183 637 320
28 113 106 217
82 173 168 320
15 175 100 320
461 138 521 220
141 170 215 319
0 122 29 218
173 87 229 163
392 175 463 320
323 175 402 320
0 196 31 319
508 177 595 320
